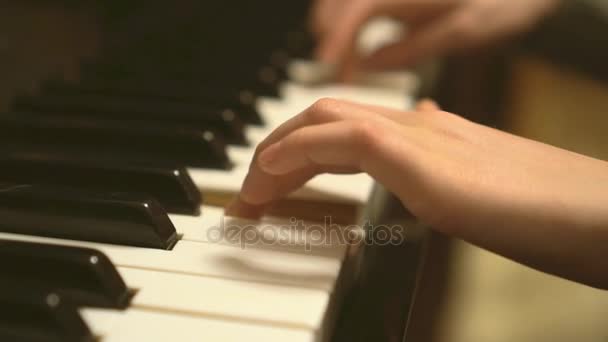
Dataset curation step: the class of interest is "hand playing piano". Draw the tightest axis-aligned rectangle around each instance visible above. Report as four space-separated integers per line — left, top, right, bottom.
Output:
311 0 559 78
227 98 608 290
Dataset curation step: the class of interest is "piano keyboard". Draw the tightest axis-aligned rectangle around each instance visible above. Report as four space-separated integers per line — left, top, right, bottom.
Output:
0 2 420 341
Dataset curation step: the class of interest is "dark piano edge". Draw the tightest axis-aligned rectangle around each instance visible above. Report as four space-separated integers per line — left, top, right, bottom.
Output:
521 0 608 84
331 185 430 342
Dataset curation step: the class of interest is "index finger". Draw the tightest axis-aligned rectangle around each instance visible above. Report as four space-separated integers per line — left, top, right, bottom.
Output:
255 98 414 159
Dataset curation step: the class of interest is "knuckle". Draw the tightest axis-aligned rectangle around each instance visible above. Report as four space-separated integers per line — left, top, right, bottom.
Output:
310 97 339 113
307 98 342 122
451 13 477 40
285 129 308 148
350 120 381 149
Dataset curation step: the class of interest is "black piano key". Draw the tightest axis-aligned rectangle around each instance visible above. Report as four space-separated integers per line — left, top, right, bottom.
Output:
12 93 247 145
0 154 201 215
0 183 179 250
283 29 316 59
0 281 94 342
0 239 131 309
0 115 231 169
80 61 281 97
41 78 264 125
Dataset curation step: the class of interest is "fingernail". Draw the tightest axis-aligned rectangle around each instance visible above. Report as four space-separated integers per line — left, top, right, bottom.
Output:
258 143 280 172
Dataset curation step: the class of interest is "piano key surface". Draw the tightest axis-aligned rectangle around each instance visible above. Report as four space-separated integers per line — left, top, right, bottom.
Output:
0 204 351 339
0 183 179 250
82 308 317 342
118 266 331 330
0 3 424 340
0 64 418 342
32 69 414 341
0 202 348 291
168 206 351 258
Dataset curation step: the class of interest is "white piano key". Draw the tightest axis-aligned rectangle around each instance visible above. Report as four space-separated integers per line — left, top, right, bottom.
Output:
281 82 413 113
287 59 419 92
82 308 316 342
168 206 348 259
245 125 272 144
118 266 331 330
188 160 374 206
357 17 405 56
227 145 254 163
352 69 420 92
254 73 418 139
0 231 342 291
287 60 337 86
257 96 296 127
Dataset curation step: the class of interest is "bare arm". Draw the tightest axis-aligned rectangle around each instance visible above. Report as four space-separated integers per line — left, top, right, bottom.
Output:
227 99 608 290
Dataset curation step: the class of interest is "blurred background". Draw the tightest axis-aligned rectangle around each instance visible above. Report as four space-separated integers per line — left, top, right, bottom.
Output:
1 0 608 341
411 1 608 341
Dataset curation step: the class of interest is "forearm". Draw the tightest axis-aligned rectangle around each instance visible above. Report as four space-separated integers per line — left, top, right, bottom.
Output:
436 155 608 290
229 98 608 290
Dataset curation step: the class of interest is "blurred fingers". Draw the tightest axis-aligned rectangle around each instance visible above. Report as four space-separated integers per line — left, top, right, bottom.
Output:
362 10 471 68
310 0 348 36
315 0 373 66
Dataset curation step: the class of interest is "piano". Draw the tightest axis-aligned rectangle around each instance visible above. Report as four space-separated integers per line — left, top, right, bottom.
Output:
0 1 429 341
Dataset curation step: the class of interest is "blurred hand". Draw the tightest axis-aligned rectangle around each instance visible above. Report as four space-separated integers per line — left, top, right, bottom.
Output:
227 98 608 289
311 0 559 77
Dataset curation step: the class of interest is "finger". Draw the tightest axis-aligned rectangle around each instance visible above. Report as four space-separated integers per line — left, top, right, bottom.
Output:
309 0 327 34
225 197 265 220
226 166 318 219
315 0 373 65
310 0 347 36
231 121 381 219
255 98 399 154
227 99 422 219
228 116 420 221
362 11 470 68
258 121 370 175
416 99 440 111
345 101 428 127
337 54 361 83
